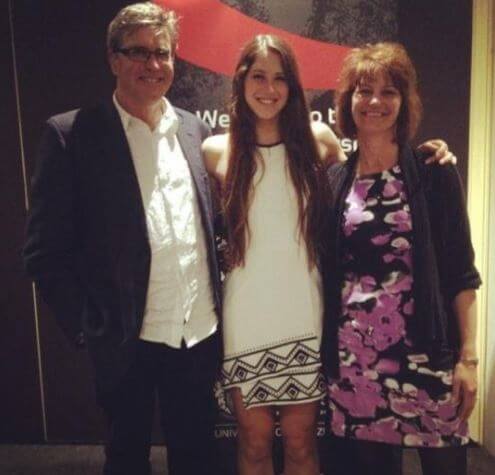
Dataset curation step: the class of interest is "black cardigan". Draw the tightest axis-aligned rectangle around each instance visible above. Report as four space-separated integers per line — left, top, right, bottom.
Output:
320 145 481 378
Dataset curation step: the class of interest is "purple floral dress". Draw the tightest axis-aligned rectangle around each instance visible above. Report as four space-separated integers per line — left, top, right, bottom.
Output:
327 165 468 447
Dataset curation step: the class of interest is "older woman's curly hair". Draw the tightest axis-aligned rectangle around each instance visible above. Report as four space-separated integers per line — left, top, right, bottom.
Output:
334 42 422 144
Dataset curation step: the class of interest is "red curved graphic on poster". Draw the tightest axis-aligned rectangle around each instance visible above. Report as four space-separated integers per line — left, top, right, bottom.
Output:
156 0 350 90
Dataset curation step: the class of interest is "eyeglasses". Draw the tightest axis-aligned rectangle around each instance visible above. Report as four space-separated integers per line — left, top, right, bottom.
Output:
114 46 171 63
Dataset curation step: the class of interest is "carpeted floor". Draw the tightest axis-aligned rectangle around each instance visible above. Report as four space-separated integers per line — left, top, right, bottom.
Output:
0 444 494 474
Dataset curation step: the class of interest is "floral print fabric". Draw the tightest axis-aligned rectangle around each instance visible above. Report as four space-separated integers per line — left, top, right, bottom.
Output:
327 165 468 447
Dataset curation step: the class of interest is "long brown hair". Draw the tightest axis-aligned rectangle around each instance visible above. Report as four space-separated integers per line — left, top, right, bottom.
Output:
224 34 329 268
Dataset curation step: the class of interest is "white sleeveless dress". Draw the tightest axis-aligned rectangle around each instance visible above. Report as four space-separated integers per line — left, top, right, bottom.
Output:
221 143 325 409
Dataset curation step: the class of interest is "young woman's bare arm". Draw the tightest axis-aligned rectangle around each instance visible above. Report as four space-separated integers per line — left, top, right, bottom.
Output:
311 121 346 165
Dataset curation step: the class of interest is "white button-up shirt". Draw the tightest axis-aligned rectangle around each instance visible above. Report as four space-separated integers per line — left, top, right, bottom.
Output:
114 95 217 348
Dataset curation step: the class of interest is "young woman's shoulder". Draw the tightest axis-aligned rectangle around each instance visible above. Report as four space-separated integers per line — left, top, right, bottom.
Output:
202 133 229 154
310 119 332 137
310 121 346 163
202 133 229 180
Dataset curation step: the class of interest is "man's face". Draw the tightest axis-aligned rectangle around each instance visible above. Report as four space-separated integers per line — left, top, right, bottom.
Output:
109 26 174 109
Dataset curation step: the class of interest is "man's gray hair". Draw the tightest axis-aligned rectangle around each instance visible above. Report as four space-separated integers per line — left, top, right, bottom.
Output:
107 2 179 53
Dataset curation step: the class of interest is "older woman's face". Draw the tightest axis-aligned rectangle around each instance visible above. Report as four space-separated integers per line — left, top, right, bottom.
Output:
351 72 402 138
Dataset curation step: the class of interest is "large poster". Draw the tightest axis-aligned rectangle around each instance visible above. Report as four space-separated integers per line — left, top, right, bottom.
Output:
164 0 398 151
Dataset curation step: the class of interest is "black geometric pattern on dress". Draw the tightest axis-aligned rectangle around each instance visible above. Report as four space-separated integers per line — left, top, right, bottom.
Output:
245 372 326 407
221 337 321 386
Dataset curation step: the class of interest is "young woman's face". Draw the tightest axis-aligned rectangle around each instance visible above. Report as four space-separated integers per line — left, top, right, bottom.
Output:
351 72 402 138
244 50 289 125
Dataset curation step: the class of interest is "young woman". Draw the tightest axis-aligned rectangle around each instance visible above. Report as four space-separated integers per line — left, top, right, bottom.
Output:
321 42 481 475
203 34 342 475
203 34 454 475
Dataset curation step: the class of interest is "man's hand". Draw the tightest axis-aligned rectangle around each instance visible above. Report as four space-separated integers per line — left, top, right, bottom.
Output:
418 139 457 165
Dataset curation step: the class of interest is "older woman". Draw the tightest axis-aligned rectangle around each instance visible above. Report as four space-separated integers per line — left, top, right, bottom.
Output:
321 42 481 475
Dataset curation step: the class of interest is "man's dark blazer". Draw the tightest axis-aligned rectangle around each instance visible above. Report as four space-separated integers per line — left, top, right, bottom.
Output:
23 101 222 396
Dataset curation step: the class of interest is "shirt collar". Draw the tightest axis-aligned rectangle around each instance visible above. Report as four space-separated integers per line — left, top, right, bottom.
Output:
112 93 179 136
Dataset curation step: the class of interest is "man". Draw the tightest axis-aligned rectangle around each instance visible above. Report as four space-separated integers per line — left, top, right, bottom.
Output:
23 3 221 474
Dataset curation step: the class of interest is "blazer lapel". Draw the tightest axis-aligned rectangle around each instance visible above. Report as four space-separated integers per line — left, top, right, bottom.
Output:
175 110 213 228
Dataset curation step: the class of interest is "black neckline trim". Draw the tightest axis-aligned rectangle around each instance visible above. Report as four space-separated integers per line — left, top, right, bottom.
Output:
256 141 284 148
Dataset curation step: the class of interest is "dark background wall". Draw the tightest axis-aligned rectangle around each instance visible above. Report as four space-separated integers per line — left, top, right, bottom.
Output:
1 0 44 443
5 0 125 443
398 0 472 183
3 0 472 443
